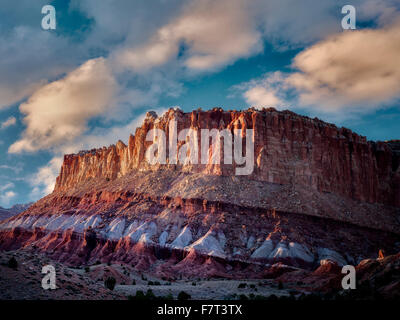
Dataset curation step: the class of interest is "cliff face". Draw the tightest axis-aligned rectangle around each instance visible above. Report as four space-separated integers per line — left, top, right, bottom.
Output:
1 108 400 278
55 108 400 207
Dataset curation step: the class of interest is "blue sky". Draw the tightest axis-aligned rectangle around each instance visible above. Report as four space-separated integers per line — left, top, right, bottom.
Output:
0 0 399 207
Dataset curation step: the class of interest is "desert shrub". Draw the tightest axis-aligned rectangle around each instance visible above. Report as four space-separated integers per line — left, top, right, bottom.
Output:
104 277 116 290
177 291 191 300
146 289 156 299
7 257 18 269
164 293 174 300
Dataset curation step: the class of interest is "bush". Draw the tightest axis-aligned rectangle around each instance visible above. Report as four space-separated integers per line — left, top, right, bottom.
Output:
7 257 18 269
132 279 136 285
148 281 154 285
192 282 197 286
164 293 174 300
278 281 283 290
84 266 90 273
104 277 116 290
238 283 247 289
239 294 248 300
136 290 145 299
177 291 191 300
146 289 156 299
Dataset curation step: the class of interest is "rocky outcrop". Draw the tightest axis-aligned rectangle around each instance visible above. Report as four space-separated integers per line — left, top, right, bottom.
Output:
1 108 399 280
55 108 400 207
0 188 399 278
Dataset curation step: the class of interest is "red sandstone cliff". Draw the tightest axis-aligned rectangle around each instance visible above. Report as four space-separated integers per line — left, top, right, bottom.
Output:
1 108 400 280
55 108 400 207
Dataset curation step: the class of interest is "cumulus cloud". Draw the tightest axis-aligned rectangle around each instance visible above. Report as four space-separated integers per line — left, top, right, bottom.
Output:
113 0 262 72
1 116 16 129
0 191 16 205
235 72 290 109
287 21 400 112
9 58 117 153
0 25 87 109
0 182 16 206
239 22 400 115
29 157 63 199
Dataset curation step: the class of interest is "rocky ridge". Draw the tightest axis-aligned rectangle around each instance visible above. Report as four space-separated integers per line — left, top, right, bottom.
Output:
0 108 399 280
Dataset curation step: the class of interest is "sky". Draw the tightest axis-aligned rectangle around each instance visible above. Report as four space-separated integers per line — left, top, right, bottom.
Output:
0 0 399 207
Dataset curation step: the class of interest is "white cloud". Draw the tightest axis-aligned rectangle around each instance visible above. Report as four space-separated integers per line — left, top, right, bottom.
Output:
9 58 117 153
239 22 400 116
0 182 16 206
0 25 86 109
237 72 289 109
29 157 63 199
0 164 23 174
0 191 16 206
113 0 262 72
1 116 16 129
0 182 15 193
287 21 400 112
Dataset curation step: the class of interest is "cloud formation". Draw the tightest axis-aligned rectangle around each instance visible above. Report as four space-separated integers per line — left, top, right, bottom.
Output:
114 0 262 72
0 182 16 206
236 72 289 109
1 116 16 129
287 21 400 112
29 157 63 199
240 21 400 115
9 58 117 153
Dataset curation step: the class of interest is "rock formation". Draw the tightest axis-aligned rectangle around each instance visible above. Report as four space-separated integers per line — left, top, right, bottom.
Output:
1 108 399 279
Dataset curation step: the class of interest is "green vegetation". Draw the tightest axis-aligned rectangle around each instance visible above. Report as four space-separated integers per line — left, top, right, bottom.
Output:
177 291 191 300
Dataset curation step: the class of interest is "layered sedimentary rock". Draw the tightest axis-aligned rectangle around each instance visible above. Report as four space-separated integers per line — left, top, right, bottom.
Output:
55 108 400 207
1 108 399 279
